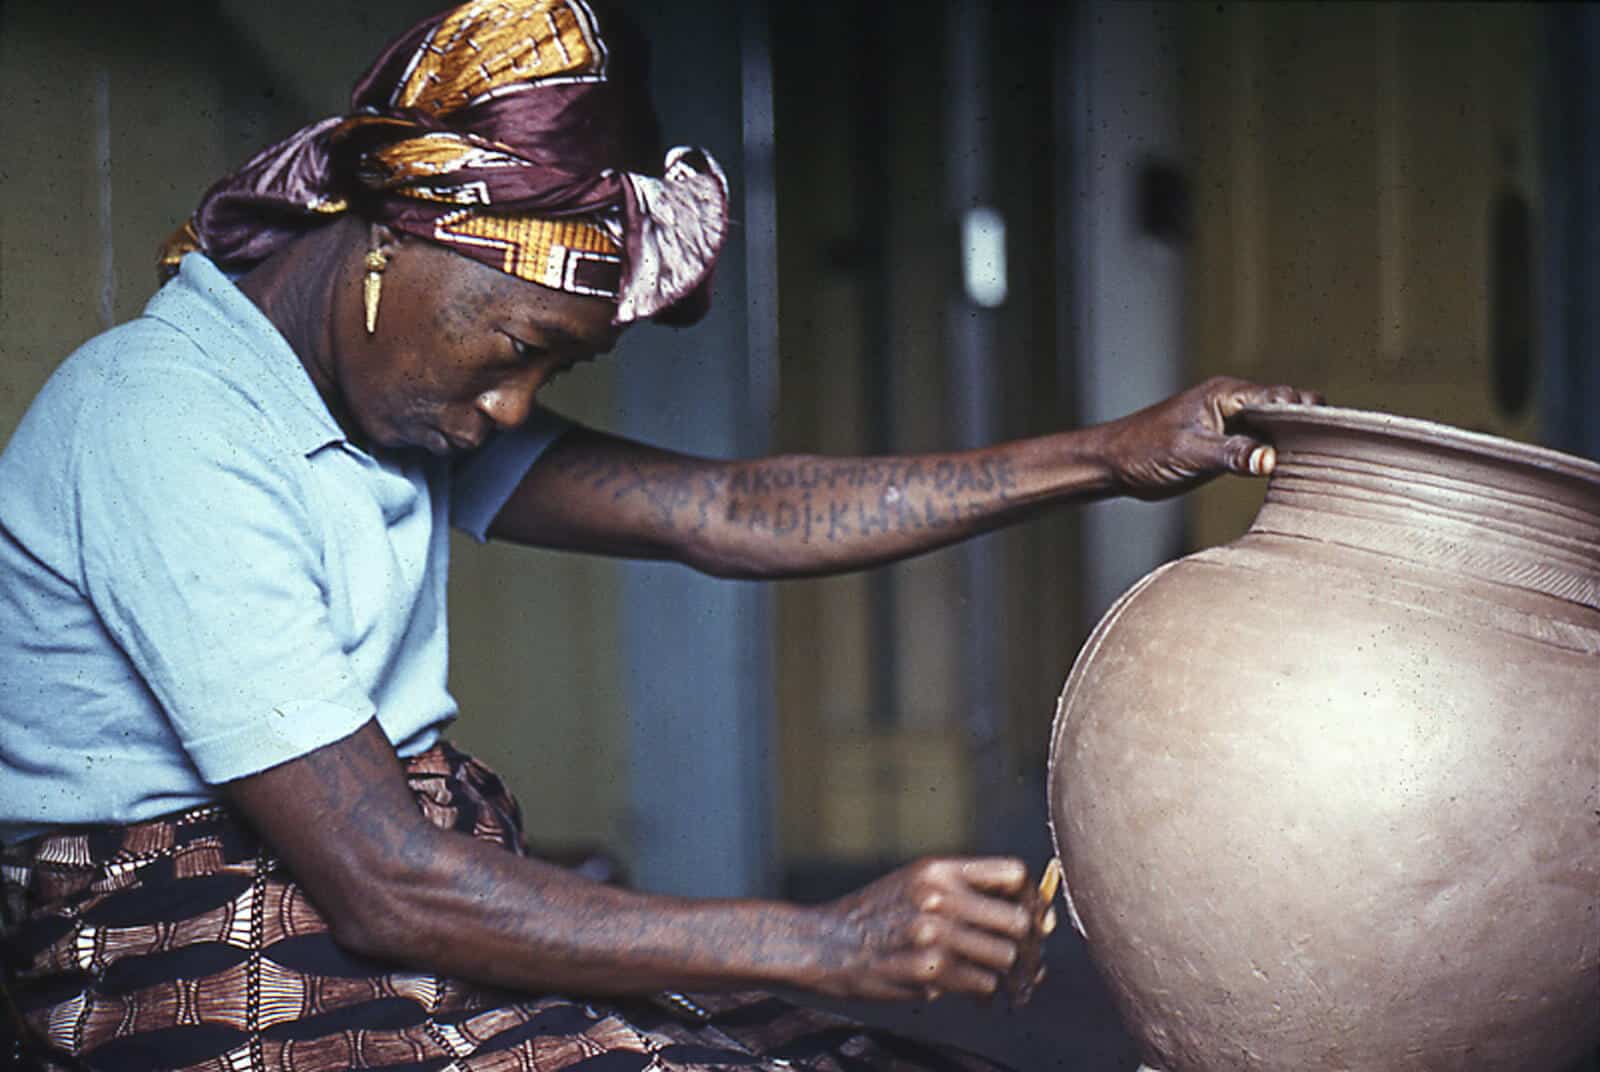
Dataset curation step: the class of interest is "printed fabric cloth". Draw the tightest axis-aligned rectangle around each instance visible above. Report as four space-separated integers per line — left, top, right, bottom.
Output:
0 743 1009 1072
159 0 728 325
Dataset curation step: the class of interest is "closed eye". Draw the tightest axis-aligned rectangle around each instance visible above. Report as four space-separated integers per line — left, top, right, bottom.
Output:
504 333 546 364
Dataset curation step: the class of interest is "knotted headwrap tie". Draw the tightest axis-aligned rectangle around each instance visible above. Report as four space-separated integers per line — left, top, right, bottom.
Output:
158 0 729 325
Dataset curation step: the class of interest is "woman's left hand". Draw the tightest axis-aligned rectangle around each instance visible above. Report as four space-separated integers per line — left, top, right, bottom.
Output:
1094 376 1324 500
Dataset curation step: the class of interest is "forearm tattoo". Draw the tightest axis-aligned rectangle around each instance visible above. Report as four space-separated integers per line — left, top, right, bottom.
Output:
549 451 1020 546
546 452 729 533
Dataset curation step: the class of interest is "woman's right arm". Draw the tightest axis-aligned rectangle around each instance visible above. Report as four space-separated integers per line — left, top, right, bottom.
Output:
226 719 1044 1002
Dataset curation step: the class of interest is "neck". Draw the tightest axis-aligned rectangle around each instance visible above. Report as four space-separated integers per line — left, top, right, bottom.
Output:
236 219 361 439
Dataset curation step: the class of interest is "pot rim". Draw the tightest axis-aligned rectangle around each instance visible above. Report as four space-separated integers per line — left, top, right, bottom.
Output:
1240 402 1600 487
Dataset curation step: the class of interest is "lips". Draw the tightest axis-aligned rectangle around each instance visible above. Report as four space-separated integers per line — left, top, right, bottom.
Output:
414 428 470 457
443 427 486 452
421 416 488 455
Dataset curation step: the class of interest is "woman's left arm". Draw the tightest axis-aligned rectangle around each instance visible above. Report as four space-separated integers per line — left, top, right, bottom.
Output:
486 376 1320 579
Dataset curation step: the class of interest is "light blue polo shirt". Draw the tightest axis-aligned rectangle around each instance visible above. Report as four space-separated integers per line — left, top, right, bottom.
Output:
0 254 570 843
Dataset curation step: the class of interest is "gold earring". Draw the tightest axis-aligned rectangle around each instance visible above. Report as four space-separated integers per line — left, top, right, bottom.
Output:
363 248 389 335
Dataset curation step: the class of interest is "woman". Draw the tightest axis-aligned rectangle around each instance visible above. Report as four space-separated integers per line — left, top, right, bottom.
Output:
0 2 1317 1069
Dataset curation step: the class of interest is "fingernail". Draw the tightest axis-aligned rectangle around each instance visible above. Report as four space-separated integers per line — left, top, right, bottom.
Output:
1248 445 1276 476
1042 907 1057 936
1038 857 1062 904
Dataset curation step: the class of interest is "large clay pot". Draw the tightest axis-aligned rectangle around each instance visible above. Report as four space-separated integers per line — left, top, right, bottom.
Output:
1048 404 1599 1072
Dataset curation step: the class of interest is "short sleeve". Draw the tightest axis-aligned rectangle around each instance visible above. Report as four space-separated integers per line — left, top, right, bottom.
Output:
73 378 373 784
450 406 574 542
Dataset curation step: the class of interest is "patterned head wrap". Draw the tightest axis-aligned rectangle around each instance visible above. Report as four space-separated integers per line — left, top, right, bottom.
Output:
159 0 729 325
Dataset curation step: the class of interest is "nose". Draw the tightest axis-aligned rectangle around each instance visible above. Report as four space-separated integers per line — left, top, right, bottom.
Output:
475 378 538 431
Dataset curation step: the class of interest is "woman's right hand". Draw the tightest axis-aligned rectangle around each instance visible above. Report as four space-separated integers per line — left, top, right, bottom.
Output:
1094 376 1324 500
803 857 1049 1003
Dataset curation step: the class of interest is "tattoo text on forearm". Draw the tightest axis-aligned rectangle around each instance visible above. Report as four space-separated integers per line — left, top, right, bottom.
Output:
552 454 1019 544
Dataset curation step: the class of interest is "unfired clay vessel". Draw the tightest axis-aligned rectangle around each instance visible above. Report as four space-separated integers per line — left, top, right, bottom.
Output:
1048 404 1599 1072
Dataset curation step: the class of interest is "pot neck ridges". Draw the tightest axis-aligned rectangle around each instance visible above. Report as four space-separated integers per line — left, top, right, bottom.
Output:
1239 405 1600 611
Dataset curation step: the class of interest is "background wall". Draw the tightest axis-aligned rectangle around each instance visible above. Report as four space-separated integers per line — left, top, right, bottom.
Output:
1180 1 1547 549
769 0 1080 884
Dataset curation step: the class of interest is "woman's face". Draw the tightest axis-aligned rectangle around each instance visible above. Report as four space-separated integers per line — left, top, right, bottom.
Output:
335 233 620 457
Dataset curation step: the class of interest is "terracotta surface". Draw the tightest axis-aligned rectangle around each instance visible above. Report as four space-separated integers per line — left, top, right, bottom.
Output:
1048 404 1600 1071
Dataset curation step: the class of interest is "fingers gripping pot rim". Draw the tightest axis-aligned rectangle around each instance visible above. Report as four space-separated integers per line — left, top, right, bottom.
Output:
1045 402 1600 1071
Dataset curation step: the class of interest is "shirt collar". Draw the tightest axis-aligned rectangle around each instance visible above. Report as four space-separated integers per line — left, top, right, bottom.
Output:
144 254 348 456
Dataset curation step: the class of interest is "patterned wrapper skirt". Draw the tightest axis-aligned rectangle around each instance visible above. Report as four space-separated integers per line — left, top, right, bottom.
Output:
0 741 1009 1072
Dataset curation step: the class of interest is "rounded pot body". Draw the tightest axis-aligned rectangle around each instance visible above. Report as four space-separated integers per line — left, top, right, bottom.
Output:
1048 405 1600 1072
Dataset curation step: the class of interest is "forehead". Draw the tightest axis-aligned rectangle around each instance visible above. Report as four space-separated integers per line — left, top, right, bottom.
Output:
416 238 621 349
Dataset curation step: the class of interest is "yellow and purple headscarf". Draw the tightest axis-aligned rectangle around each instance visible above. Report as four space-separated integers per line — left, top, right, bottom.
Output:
159 0 729 325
